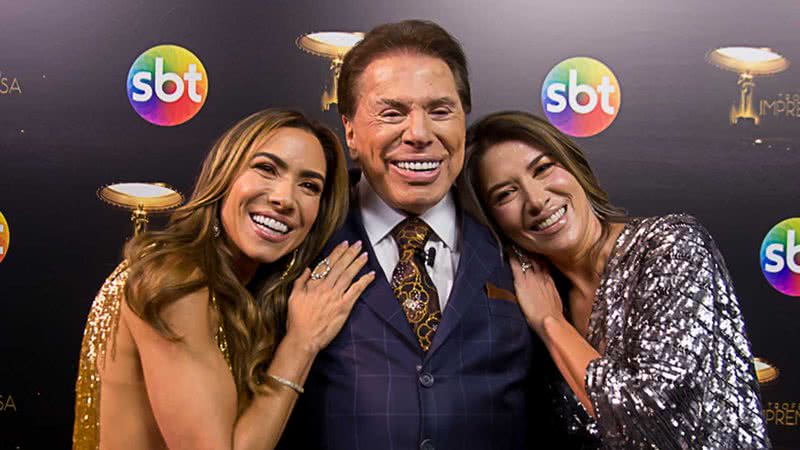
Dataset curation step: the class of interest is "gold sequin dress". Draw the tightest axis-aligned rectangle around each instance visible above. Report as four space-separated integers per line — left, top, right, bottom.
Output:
72 262 230 449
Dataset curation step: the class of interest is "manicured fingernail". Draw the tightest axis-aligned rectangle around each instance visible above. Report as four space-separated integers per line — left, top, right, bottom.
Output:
340 240 349 247
360 252 368 259
354 240 362 248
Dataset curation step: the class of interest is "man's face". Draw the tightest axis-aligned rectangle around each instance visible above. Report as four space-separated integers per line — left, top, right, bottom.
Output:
343 52 466 215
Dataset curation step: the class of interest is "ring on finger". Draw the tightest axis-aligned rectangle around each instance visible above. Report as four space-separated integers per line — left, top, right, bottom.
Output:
310 258 332 281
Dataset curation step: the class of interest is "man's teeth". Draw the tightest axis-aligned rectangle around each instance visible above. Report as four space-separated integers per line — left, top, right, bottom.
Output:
396 161 441 172
534 207 566 231
252 215 289 234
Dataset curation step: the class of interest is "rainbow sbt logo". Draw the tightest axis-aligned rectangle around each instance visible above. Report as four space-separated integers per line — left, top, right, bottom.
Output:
0 211 10 264
126 44 208 126
541 57 620 138
760 218 800 296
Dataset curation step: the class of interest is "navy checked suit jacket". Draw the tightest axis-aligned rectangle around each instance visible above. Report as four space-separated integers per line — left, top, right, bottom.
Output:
278 202 550 450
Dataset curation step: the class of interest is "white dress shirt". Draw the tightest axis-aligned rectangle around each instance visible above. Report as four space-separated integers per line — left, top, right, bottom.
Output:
358 178 461 310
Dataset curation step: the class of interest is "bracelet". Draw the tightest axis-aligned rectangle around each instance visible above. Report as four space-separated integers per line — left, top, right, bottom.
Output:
266 373 305 395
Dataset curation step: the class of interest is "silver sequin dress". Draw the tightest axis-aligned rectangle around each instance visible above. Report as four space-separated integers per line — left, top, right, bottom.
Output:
551 214 770 449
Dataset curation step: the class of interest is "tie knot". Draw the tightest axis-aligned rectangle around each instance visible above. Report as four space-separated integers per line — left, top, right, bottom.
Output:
391 217 432 254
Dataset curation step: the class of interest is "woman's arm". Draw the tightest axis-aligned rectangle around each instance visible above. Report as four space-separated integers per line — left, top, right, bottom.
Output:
514 219 761 447
125 241 374 450
234 241 374 449
509 257 598 416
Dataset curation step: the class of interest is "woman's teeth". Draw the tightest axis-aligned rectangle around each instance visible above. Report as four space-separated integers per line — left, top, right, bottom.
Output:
534 206 566 231
251 214 289 234
395 161 441 172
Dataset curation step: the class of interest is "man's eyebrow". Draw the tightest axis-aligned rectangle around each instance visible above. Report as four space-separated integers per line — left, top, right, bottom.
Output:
375 97 458 109
376 98 407 110
427 97 458 108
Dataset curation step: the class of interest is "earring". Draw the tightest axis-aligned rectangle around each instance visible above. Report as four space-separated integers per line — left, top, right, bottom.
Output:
280 249 298 280
510 246 533 273
213 221 221 238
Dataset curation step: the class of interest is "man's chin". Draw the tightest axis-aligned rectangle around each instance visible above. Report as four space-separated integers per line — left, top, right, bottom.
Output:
390 194 447 215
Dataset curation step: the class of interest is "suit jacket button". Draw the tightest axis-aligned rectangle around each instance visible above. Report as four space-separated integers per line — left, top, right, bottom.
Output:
419 372 434 388
420 438 435 450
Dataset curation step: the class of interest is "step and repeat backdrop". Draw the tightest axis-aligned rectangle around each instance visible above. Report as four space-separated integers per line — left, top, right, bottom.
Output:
1 0 799 448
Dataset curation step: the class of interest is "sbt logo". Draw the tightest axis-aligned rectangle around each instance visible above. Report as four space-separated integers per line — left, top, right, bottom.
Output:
541 56 621 138
131 57 203 104
0 211 9 264
126 44 208 126
760 218 800 297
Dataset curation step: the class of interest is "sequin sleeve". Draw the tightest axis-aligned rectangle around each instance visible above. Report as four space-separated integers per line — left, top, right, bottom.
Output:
73 262 129 450
585 217 769 449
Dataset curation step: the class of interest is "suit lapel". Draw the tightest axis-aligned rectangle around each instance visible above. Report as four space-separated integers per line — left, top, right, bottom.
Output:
424 213 501 360
343 203 420 349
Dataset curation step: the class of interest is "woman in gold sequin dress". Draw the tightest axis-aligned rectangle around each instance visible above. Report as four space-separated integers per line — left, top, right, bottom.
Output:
73 109 376 450
459 111 770 449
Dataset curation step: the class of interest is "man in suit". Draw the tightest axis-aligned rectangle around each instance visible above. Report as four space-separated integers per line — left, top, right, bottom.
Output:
279 20 547 450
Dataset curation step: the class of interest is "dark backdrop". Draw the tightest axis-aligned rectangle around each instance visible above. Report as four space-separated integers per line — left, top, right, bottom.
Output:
1 0 798 448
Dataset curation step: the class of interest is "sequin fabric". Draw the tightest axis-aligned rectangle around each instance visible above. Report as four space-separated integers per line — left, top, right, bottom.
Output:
72 261 129 450
552 214 770 449
391 217 441 352
72 263 231 449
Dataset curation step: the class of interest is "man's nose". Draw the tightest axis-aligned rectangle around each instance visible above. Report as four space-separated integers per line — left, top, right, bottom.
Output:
402 110 434 149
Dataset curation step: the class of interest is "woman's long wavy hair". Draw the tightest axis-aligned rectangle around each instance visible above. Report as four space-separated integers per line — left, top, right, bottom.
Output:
458 110 627 265
123 109 349 413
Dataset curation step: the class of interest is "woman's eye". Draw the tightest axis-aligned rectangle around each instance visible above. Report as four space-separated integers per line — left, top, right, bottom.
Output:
256 163 277 176
533 162 555 176
300 181 322 195
494 188 515 204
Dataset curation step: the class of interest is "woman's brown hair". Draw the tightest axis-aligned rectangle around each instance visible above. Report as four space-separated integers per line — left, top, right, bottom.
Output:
123 109 349 412
458 110 627 262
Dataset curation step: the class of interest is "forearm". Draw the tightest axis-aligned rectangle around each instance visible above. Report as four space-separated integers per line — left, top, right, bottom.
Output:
233 333 317 450
540 316 600 416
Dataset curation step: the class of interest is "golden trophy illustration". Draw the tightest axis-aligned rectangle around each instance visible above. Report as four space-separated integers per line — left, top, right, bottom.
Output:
296 31 364 111
98 182 184 236
707 47 789 125
753 357 779 384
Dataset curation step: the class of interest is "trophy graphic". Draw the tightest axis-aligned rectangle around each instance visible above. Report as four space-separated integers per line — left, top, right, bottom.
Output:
296 32 364 111
98 182 183 236
707 47 789 125
753 357 779 384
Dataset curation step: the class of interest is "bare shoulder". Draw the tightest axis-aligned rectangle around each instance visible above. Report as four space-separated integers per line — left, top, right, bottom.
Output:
122 285 217 348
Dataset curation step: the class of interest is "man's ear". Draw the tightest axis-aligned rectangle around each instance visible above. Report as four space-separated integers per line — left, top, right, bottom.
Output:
341 114 359 162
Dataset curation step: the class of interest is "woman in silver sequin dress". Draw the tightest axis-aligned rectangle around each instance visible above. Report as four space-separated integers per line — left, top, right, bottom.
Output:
459 111 770 449
73 109 375 449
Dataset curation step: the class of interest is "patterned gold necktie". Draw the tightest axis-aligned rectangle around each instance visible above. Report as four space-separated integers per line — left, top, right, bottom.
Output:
390 217 441 352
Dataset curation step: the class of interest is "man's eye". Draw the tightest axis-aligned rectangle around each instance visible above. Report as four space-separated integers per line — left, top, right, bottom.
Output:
381 110 403 118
